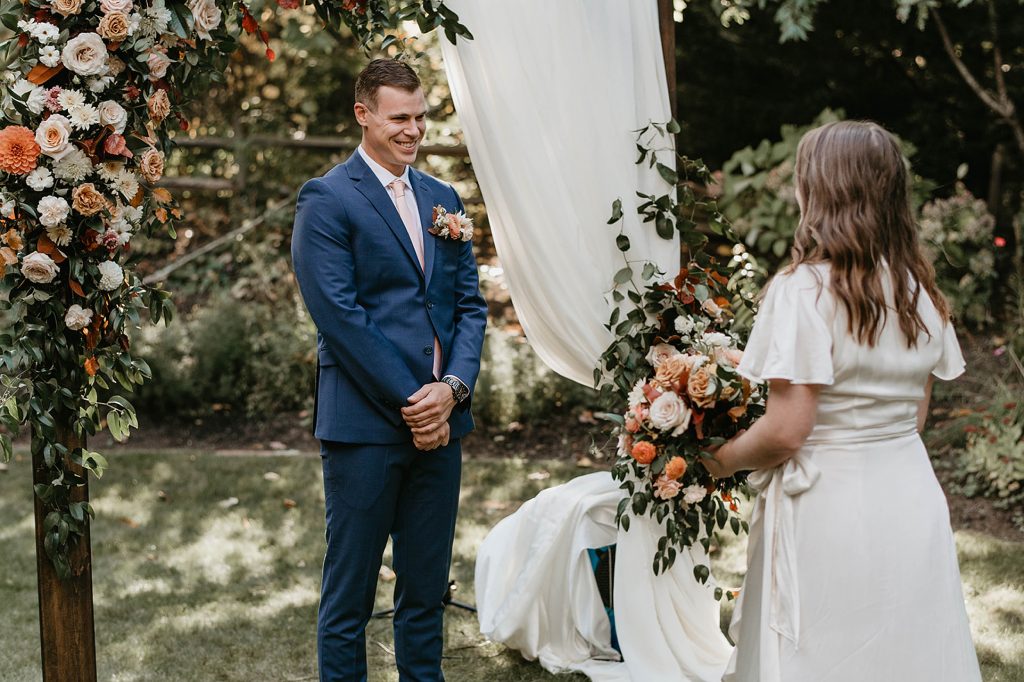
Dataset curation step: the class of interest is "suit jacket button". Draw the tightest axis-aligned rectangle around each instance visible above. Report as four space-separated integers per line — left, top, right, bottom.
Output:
423 345 433 355
426 300 434 309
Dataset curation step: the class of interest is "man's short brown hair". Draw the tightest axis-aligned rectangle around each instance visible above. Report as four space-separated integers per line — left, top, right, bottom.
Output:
355 59 422 111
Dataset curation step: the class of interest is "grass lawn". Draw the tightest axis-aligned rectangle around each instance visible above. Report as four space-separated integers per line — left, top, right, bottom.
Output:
1 450 1022 681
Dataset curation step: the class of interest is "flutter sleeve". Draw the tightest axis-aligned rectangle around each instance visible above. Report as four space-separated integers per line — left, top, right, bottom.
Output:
737 268 835 385
932 320 966 380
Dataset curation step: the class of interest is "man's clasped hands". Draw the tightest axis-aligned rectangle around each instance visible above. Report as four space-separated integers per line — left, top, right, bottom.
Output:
401 382 455 451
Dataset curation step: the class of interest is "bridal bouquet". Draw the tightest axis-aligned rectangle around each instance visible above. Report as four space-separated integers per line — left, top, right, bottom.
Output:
601 261 765 589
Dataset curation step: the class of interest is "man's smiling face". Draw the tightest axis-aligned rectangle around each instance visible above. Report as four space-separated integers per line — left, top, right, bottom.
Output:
355 85 427 176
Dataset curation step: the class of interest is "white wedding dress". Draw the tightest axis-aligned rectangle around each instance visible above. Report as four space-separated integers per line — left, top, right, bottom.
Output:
475 472 733 681
724 263 982 681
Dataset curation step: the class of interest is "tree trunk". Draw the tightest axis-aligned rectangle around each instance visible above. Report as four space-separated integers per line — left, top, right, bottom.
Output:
33 424 97 682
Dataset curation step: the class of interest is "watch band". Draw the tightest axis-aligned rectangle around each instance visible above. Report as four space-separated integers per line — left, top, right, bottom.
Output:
441 375 470 403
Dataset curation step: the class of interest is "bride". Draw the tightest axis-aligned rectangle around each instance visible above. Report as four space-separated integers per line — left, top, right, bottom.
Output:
476 120 982 682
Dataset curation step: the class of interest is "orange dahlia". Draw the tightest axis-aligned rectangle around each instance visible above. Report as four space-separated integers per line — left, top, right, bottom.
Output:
0 126 41 175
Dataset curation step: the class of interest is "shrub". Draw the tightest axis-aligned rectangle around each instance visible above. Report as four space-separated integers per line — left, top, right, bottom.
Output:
473 326 597 428
133 293 316 418
919 183 998 328
954 386 1024 530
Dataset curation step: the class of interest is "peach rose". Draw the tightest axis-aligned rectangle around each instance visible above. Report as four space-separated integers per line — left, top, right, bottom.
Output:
97 12 129 41
188 0 222 40
687 365 717 409
147 89 171 124
61 33 109 77
0 125 41 174
51 0 83 16
664 456 687 481
21 251 59 284
72 183 108 216
654 354 692 390
99 0 132 13
139 147 164 183
653 474 682 501
631 440 657 465
147 50 172 80
714 346 744 368
645 342 680 369
35 115 73 160
625 416 640 433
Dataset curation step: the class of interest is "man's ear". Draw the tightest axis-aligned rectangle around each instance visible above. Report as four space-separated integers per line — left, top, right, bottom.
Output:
353 102 370 127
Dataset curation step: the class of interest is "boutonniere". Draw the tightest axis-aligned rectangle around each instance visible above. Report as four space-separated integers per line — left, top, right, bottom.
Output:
429 205 474 242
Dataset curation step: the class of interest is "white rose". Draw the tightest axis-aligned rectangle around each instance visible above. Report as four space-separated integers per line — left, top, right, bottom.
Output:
37 195 70 227
681 484 707 506
61 33 109 77
35 114 74 160
26 166 54 191
647 391 692 436
674 315 695 336
20 252 59 284
97 100 128 133
39 45 61 68
146 51 171 80
701 332 731 348
64 304 93 330
645 342 681 369
99 0 133 13
97 260 123 291
187 0 221 40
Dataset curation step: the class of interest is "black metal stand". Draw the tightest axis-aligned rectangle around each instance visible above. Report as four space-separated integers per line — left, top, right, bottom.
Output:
372 580 476 619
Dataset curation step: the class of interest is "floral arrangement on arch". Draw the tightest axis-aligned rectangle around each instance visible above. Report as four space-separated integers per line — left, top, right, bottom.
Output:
0 0 470 577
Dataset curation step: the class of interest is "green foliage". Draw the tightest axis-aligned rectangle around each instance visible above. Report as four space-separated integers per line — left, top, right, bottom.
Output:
473 326 596 428
954 384 1024 530
719 108 935 269
133 292 316 418
919 182 999 328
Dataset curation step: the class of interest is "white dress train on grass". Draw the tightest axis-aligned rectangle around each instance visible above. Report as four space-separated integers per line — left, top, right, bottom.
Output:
724 263 982 682
474 472 732 682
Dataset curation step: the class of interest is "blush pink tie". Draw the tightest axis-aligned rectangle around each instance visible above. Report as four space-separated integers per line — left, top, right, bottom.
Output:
390 179 442 379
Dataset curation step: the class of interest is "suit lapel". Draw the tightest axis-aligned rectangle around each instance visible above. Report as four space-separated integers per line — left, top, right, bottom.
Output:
412 169 436 287
346 154 423 279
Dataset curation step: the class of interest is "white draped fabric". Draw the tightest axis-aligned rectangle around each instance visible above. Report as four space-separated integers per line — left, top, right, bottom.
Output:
442 2 731 679
441 0 680 387
474 472 733 681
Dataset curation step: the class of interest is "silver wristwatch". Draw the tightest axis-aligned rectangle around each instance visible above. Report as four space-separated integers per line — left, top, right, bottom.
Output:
441 375 470 403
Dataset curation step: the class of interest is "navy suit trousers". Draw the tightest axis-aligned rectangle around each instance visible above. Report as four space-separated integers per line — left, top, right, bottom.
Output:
317 439 461 682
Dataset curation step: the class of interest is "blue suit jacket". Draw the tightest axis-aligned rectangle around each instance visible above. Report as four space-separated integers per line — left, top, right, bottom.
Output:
291 152 488 444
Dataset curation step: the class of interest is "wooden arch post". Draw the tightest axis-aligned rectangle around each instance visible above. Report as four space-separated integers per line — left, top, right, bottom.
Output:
33 424 97 682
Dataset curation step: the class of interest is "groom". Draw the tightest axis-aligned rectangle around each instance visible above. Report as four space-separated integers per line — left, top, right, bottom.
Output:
291 59 487 681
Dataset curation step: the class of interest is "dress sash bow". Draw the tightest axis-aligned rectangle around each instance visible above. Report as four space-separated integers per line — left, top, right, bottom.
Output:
746 455 821 650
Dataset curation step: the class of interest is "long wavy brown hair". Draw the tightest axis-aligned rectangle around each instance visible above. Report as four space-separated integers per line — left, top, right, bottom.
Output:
788 120 950 347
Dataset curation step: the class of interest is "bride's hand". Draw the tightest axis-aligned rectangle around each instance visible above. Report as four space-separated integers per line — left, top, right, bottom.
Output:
702 430 746 479
702 446 732 479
